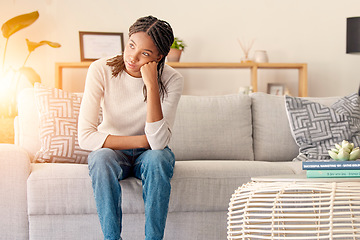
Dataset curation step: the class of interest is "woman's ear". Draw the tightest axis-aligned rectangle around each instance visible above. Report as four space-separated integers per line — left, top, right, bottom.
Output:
156 55 164 62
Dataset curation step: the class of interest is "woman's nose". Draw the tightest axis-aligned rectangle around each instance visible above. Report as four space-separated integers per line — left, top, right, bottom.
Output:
129 56 135 63
129 53 139 63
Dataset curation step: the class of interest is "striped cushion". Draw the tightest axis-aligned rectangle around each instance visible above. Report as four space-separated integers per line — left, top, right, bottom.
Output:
34 84 91 164
285 93 360 161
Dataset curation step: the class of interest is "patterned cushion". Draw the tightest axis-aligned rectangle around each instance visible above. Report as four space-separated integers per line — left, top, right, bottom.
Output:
285 93 360 161
34 84 91 164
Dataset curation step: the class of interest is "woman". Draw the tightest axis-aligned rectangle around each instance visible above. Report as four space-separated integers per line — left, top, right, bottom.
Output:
78 16 184 240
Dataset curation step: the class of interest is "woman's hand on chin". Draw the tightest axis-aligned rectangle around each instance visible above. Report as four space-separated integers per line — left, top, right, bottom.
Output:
140 61 158 87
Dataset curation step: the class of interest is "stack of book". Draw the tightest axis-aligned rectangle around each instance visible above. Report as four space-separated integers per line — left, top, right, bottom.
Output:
303 160 360 178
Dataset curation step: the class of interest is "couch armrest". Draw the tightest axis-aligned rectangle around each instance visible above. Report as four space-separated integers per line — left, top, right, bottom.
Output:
0 144 30 239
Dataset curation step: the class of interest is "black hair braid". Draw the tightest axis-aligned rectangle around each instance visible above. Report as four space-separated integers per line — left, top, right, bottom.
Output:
107 16 174 102
106 55 124 78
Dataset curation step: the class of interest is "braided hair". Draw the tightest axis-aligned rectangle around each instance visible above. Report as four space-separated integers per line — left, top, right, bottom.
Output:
107 16 174 101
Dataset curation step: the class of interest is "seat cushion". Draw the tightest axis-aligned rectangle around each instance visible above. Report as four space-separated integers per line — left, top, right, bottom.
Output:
27 161 301 217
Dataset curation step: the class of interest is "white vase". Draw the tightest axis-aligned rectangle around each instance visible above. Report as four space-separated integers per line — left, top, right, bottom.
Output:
254 50 269 63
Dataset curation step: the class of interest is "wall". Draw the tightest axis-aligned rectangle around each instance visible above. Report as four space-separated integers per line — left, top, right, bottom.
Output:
1 0 359 96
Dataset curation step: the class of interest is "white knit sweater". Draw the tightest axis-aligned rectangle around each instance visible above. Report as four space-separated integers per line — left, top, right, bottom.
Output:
78 57 184 151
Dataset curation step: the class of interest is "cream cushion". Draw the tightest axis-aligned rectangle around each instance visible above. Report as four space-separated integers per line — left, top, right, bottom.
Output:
170 94 253 160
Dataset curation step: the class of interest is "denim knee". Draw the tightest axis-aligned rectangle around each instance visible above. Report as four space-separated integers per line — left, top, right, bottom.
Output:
88 148 131 182
88 148 117 170
139 148 175 177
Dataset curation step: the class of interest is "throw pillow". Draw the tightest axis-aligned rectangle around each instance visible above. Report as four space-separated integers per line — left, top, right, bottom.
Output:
34 84 91 164
285 93 360 161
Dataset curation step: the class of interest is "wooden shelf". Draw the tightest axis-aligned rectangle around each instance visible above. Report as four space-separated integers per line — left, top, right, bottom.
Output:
55 62 308 96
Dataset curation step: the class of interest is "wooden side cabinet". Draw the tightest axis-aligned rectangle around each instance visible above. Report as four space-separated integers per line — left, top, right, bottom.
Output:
55 62 308 97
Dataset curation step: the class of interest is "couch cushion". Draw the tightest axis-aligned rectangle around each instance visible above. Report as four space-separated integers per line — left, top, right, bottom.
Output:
285 93 360 161
17 88 88 162
169 94 253 160
168 160 300 212
33 84 92 164
251 92 341 161
27 161 300 217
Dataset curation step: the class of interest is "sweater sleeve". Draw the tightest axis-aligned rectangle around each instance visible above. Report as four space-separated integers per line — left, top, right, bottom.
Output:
145 67 184 150
78 60 109 151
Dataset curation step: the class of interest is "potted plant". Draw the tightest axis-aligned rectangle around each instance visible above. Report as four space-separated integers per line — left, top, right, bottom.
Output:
167 37 186 62
0 11 61 118
0 11 61 143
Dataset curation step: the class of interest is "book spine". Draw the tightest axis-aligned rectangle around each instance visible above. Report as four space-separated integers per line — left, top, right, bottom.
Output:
306 170 360 178
302 162 360 170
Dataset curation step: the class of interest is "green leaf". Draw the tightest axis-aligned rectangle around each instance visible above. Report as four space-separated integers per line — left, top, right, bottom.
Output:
18 67 41 86
171 37 186 51
1 11 39 39
26 39 61 52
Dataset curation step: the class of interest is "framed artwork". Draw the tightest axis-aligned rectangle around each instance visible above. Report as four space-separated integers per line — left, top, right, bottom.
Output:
79 31 124 61
267 83 285 96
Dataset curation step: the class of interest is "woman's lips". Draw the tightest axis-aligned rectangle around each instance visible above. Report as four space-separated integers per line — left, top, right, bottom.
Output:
126 61 136 69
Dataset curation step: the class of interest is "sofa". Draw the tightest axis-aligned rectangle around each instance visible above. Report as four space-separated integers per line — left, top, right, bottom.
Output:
1 88 345 240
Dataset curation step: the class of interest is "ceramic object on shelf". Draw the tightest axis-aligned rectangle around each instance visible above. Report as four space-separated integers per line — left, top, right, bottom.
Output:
167 48 182 62
254 50 269 63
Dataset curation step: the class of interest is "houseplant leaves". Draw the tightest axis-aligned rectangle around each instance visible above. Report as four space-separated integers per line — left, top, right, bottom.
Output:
0 10 61 118
26 39 61 53
1 11 39 39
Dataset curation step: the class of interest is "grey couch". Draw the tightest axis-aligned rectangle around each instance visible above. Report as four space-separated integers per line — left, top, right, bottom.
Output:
1 88 342 240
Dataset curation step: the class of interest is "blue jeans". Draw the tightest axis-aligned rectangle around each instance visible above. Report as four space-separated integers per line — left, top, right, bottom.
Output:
88 147 175 240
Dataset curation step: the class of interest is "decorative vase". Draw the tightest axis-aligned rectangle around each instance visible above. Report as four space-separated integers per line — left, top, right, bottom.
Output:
167 48 182 62
254 50 269 63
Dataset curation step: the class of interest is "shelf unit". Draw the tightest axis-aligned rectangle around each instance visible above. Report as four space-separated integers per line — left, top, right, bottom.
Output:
55 62 308 96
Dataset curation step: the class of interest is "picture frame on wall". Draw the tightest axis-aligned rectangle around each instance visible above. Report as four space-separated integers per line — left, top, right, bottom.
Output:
267 83 285 96
79 31 124 61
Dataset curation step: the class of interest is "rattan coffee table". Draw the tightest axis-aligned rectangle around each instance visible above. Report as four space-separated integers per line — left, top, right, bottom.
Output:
227 174 360 239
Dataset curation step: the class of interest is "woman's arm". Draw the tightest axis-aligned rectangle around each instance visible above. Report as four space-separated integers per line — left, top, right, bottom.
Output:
140 61 163 123
78 60 109 151
141 62 184 150
102 135 150 150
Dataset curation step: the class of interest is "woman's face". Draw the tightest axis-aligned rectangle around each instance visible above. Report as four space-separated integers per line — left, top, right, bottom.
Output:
123 32 163 78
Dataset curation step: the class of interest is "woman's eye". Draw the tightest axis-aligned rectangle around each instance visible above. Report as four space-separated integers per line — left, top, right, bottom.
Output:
129 43 135 49
142 52 150 57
